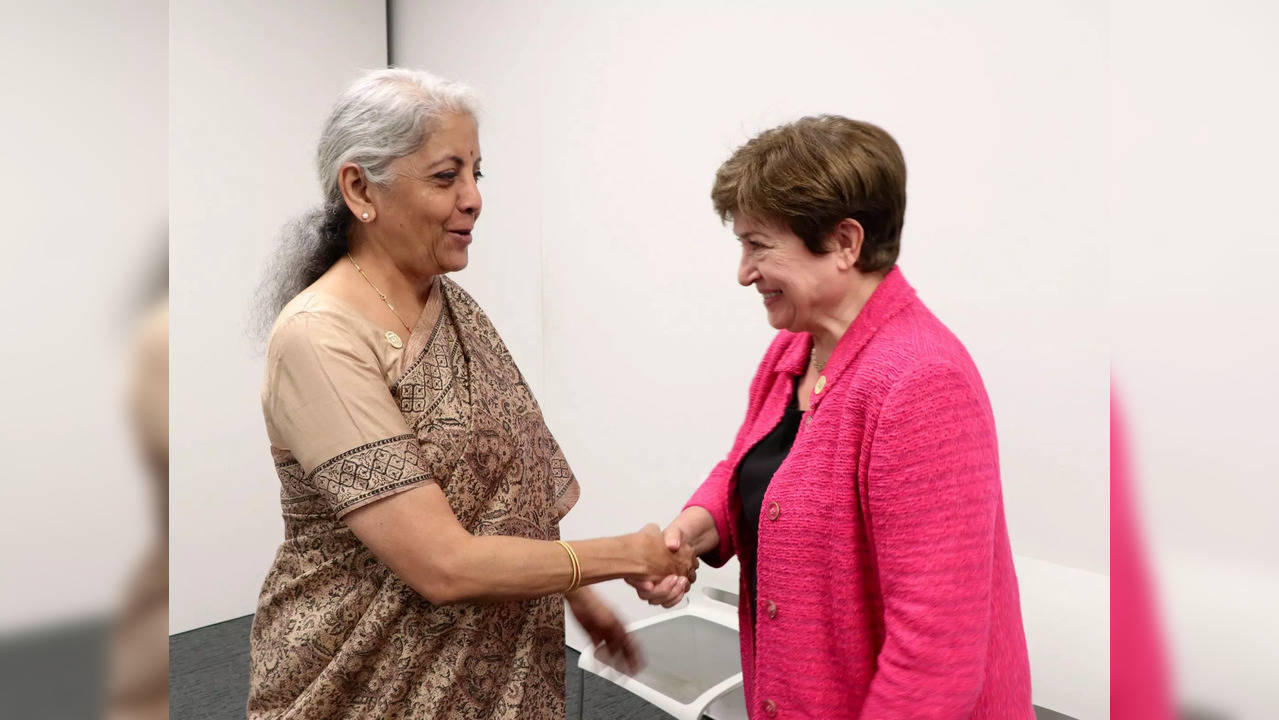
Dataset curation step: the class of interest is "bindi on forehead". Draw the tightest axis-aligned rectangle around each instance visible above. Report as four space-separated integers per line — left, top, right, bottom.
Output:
420 149 482 171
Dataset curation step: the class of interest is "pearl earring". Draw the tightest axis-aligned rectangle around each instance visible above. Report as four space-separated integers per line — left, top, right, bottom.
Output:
361 212 370 220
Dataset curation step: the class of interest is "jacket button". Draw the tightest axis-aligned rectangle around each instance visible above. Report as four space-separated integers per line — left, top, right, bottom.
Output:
767 501 780 521
766 600 777 619
764 699 778 716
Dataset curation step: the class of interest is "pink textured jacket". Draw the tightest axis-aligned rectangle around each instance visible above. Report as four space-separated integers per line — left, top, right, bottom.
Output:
686 268 1033 719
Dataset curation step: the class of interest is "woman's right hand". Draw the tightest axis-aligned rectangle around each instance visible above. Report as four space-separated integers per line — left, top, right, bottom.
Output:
628 508 718 607
633 523 698 586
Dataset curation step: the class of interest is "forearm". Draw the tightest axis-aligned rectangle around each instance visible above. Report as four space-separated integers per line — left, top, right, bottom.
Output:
345 484 667 606
429 534 647 604
670 506 719 556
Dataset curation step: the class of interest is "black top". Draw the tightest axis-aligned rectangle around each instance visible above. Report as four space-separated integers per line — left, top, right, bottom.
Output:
736 376 803 610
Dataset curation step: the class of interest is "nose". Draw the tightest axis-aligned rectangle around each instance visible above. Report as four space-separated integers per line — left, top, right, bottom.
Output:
459 173 482 218
738 250 758 287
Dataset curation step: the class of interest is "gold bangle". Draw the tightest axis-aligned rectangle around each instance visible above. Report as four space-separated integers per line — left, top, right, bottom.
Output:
556 540 581 593
568 541 581 592
556 540 579 592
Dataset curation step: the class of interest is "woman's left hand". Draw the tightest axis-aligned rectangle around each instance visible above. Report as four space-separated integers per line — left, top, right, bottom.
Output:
567 588 642 674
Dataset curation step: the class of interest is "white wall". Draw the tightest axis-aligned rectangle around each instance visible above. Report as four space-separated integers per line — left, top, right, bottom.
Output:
1111 1 1279 716
395 2 1108 717
169 0 387 634
0 0 165 634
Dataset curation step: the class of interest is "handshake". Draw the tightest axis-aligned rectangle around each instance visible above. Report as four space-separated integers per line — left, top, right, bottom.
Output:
626 522 700 608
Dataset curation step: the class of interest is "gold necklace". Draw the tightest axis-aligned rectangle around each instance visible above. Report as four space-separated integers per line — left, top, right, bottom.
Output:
810 346 828 372
346 253 413 334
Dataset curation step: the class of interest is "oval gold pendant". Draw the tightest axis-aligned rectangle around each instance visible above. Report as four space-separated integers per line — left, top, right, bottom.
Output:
814 375 827 394
385 330 404 349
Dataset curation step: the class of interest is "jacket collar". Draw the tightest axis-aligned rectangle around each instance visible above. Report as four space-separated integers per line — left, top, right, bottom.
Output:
780 266 917 408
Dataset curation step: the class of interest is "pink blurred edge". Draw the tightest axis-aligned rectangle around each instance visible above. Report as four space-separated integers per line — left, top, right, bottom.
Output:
1111 382 1176 719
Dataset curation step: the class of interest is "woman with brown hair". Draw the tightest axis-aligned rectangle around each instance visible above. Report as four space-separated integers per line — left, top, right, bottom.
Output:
634 116 1034 718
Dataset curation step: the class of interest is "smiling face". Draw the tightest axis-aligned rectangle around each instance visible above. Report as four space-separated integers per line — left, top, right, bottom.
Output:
371 112 483 276
735 214 848 333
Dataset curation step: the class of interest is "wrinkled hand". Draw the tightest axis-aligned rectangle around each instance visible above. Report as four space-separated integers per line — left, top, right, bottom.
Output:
567 588 642 673
627 524 698 608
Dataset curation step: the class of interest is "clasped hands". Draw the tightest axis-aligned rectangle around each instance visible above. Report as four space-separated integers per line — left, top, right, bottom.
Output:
627 522 698 608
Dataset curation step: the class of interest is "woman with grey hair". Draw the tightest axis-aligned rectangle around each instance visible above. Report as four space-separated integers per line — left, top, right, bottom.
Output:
247 68 696 720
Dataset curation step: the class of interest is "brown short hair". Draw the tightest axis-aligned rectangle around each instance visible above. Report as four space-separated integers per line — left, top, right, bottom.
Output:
711 115 906 272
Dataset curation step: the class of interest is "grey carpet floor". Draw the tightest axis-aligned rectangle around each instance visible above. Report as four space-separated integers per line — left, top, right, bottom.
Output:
0 617 109 719
169 614 1077 719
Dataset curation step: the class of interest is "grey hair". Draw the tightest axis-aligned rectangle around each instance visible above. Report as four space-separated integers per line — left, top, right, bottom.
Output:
252 68 478 340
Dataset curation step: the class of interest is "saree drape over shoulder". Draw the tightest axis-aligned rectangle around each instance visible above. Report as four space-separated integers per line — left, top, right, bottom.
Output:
248 276 580 720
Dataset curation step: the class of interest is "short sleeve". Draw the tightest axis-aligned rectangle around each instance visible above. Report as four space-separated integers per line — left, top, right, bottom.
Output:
264 312 433 517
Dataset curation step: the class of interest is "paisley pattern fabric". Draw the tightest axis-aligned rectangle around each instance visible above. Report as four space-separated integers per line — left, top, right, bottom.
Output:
248 277 579 720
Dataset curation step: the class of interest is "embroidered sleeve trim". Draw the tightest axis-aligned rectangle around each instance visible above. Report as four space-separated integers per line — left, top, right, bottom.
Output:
309 434 433 516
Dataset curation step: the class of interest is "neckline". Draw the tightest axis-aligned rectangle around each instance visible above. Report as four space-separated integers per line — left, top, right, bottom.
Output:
393 277 454 388
301 275 443 348
786 376 805 413
773 267 915 405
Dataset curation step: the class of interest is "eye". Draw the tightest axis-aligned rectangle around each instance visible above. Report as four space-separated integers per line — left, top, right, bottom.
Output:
474 169 484 181
433 171 458 183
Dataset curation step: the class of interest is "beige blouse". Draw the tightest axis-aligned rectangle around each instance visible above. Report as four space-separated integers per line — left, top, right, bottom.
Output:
248 276 580 720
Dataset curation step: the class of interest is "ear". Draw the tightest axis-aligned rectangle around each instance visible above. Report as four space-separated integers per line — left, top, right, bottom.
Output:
830 218 865 271
338 162 377 223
